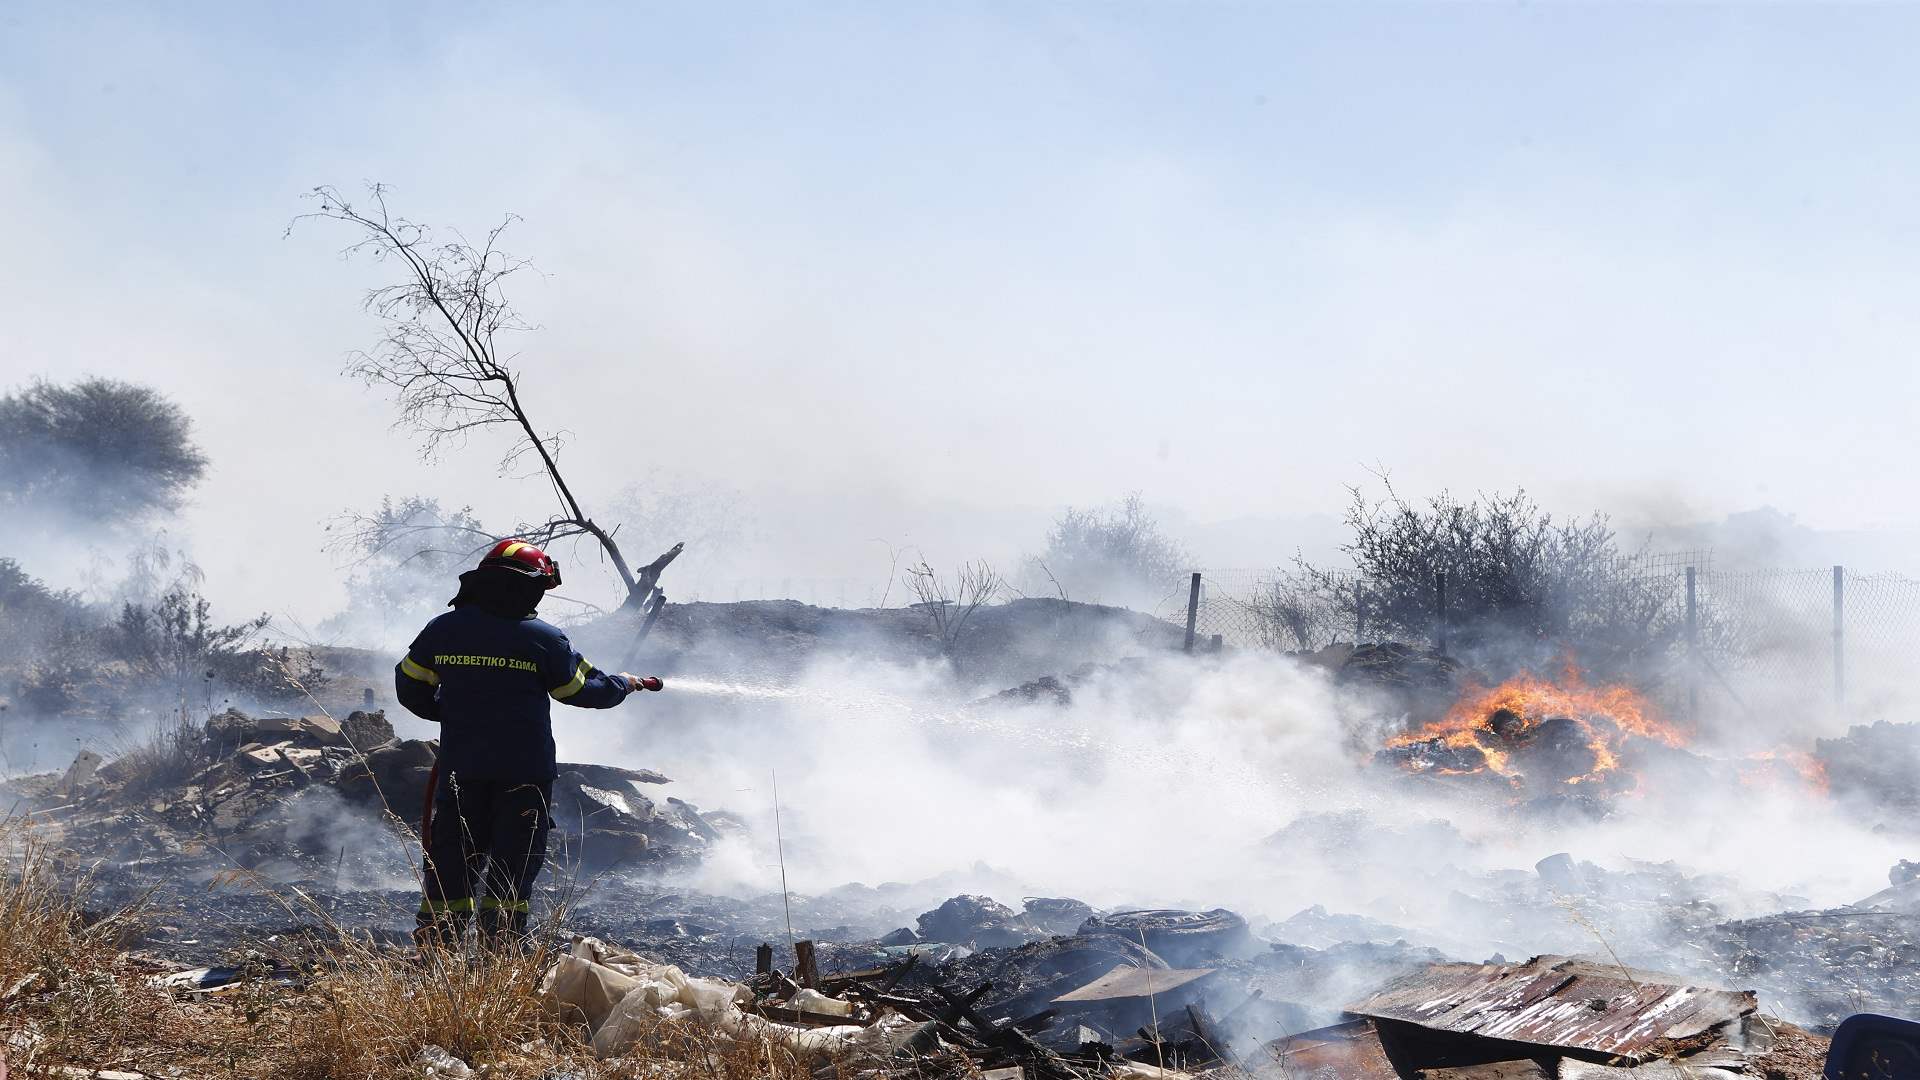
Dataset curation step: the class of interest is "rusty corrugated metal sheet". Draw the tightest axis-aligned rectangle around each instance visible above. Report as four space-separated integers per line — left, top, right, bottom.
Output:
1343 955 1756 1065
1263 1019 1400 1080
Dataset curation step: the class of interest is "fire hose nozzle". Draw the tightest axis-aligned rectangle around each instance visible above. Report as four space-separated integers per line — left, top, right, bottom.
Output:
638 676 664 692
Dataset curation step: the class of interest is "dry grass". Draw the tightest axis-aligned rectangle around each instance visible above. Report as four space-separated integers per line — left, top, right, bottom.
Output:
0 827 173 1069
108 709 212 796
249 907 838 1080
262 938 599 1079
4 666 874 1079
0 829 861 1079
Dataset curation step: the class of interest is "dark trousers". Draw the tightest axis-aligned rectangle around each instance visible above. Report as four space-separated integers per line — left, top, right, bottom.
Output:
416 771 552 947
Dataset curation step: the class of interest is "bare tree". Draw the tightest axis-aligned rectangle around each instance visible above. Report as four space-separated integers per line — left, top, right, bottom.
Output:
904 559 1000 654
295 184 682 626
321 497 499 637
1026 557 1069 601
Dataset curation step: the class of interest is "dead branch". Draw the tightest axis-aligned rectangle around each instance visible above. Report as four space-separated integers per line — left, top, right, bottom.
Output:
297 183 679 611
904 559 1000 654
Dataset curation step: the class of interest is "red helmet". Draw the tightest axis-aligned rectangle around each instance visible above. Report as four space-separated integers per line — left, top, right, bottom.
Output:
479 539 562 589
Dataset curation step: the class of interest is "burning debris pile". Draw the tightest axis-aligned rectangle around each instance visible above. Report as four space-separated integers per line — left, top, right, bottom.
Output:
1346 649 1830 813
1375 664 1688 802
1297 643 1696 805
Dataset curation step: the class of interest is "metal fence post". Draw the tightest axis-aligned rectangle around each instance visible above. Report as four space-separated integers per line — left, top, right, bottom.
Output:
1833 564 1846 712
1434 569 1448 655
1355 581 1366 645
1685 566 1698 723
1183 572 1202 654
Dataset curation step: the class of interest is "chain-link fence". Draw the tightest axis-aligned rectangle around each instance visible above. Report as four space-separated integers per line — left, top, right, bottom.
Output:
1158 556 1920 726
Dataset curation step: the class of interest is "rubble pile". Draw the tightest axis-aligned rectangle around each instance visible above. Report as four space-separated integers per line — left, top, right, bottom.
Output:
1333 642 1464 693
1078 908 1259 966
1291 642 1469 741
0 707 728 956
1514 851 1920 1028
531 931 1833 1079
542 932 1118 1077
914 894 1051 948
8 710 408 881
901 918 1450 1065
1817 720 1920 827
1704 903 1920 1032
3 655 1909 1078
983 673 1082 708
1248 808 1920 1036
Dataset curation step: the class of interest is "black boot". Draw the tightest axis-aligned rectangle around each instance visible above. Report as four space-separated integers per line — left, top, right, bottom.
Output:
478 898 530 951
414 898 474 951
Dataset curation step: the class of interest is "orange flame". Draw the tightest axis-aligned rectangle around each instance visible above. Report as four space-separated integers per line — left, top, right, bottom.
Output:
1738 749 1830 794
1385 661 1687 788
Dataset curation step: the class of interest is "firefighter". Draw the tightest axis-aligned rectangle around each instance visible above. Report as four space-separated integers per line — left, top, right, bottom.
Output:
394 539 662 948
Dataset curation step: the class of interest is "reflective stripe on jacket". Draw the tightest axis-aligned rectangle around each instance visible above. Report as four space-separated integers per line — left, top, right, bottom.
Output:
394 606 629 780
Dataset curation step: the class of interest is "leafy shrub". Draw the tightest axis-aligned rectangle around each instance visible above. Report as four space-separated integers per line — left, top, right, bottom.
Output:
0 377 207 529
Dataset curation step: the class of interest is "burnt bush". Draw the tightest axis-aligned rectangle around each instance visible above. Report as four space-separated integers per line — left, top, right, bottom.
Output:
115 589 270 699
111 710 214 795
3 557 330 720
1302 484 1679 679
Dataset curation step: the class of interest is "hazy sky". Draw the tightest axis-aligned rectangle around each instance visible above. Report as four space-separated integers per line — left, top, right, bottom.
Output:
4 3 1918 624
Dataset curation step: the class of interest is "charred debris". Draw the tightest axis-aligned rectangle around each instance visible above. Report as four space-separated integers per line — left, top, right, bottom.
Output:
533 926 1834 1079
2 633 1916 1078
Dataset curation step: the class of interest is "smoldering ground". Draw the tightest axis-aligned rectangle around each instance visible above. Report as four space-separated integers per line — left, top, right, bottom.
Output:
566 646 1908 965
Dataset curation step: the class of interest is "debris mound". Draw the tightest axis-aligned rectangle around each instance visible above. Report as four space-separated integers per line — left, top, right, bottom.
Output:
916 894 1047 948
1817 720 1920 825
2 708 721 900
1336 642 1463 692
1078 907 1257 965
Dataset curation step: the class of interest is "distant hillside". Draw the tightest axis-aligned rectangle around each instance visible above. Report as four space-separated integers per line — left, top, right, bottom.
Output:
571 597 1185 689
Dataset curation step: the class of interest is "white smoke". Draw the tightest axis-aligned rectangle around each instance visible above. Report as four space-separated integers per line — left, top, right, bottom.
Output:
564 648 1910 963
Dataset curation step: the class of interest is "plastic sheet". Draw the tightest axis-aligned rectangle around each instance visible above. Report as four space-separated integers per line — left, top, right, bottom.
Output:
542 936 866 1060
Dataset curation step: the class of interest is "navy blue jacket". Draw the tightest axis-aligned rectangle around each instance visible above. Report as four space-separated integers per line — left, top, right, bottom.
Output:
394 607 631 781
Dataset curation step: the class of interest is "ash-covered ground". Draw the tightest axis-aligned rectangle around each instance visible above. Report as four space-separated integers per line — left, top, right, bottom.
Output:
8 597 1920 1054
